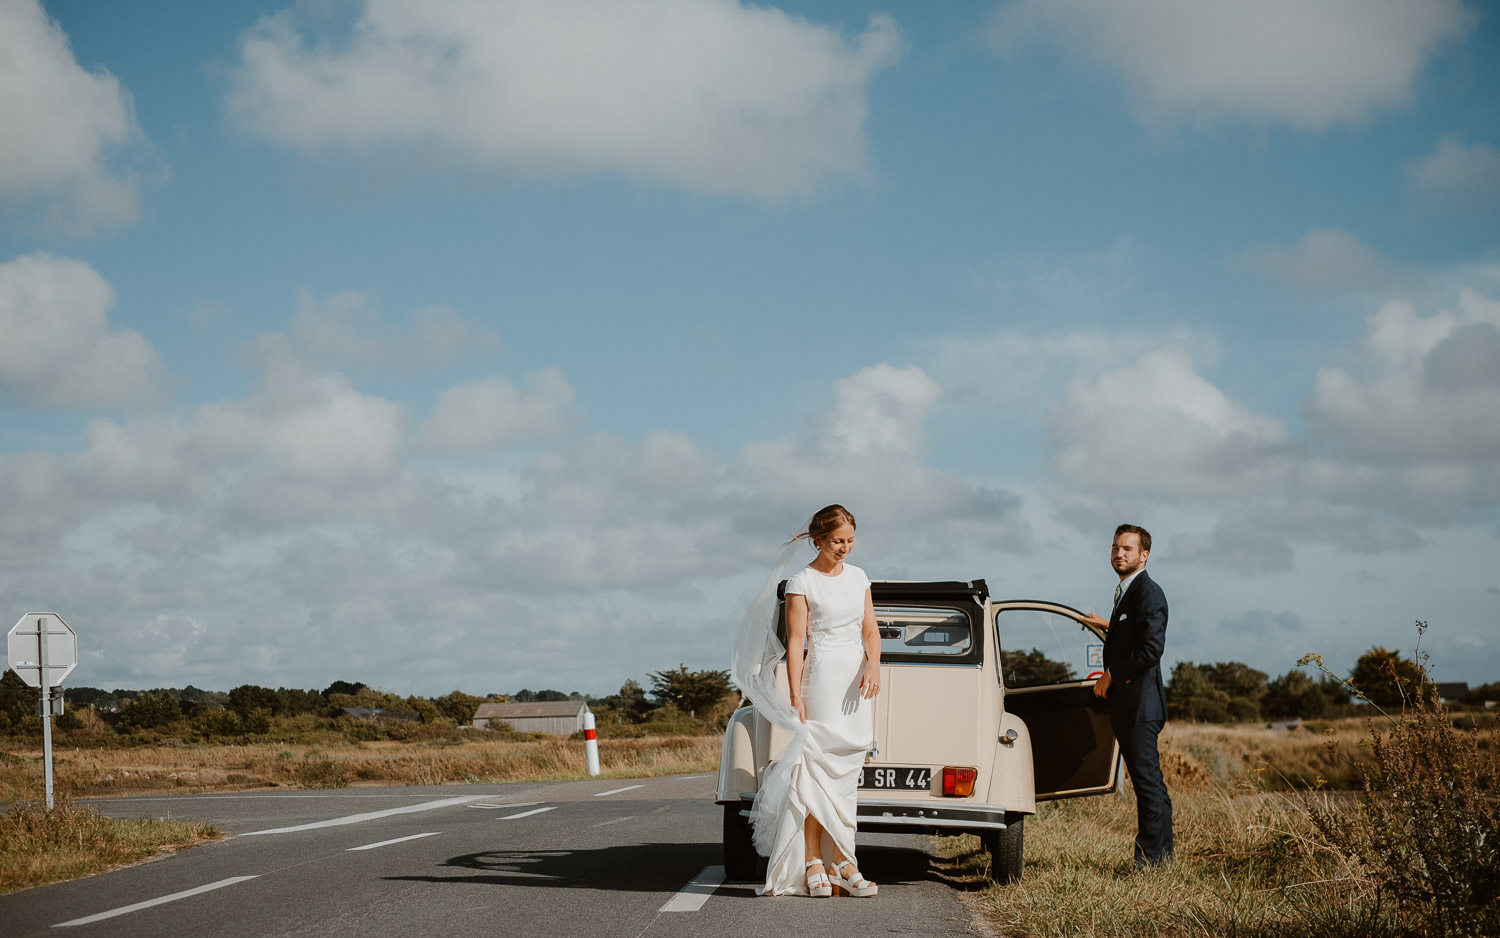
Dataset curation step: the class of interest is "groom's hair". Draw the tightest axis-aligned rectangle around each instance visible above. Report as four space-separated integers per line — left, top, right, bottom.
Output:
1115 523 1151 553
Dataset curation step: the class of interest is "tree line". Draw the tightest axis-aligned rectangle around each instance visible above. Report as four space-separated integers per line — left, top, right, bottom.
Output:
1003 644 1494 723
0 664 735 741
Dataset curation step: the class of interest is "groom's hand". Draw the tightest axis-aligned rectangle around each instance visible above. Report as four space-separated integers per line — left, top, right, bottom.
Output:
1093 671 1112 699
1082 613 1109 631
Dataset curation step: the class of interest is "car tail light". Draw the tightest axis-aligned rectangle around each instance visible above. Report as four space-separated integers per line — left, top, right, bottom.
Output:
941 766 976 797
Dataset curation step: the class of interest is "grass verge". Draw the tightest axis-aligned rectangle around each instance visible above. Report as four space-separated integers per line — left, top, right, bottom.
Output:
943 702 1497 938
0 734 721 796
941 786 1388 938
0 799 222 895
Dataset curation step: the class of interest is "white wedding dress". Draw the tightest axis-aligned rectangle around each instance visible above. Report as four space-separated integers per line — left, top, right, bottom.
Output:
755 562 874 896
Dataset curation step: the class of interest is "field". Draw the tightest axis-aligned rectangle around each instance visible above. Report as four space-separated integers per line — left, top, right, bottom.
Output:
946 714 1498 938
0 731 721 799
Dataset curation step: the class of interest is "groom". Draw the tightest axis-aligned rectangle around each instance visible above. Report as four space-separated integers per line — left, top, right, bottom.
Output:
1082 523 1173 868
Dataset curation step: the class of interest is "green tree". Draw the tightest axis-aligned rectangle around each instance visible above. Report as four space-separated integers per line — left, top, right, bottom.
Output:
1167 662 1232 722
1263 668 1330 720
434 690 485 725
648 665 733 719
115 690 182 732
323 680 365 698
999 648 1075 688
228 684 278 718
64 686 120 710
1350 647 1426 708
0 669 40 735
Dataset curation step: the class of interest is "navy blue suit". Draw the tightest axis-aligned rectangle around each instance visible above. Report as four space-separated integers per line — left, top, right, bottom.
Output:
1102 568 1173 866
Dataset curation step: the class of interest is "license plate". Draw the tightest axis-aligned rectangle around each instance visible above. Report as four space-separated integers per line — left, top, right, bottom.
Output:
858 766 931 791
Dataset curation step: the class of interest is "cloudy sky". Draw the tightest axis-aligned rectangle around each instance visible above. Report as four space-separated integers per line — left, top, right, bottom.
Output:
2 0 1497 697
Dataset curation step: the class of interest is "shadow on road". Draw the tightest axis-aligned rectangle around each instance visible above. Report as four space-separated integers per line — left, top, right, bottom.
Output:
386 840 982 894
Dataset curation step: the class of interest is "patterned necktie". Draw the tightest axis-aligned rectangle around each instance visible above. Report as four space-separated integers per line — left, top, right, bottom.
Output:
1113 583 1122 611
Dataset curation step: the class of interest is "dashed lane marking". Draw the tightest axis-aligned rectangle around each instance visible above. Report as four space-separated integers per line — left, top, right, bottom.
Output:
468 801 542 810
53 877 259 928
660 865 726 912
593 785 645 796
348 832 441 851
498 806 557 820
239 795 487 835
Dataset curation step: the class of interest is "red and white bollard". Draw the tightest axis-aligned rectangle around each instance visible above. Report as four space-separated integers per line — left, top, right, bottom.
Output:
583 710 600 776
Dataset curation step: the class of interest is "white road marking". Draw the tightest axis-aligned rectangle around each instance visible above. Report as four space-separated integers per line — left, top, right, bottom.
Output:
239 795 486 835
660 865 726 912
676 775 711 780
468 801 541 810
84 793 453 803
347 831 441 851
593 784 645 796
590 815 637 828
498 806 557 820
53 876 258 928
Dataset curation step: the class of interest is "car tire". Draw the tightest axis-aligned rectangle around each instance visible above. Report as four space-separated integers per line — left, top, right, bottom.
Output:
983 812 1025 884
722 803 762 881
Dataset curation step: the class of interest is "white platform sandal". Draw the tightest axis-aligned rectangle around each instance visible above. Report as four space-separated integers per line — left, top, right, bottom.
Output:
805 858 833 898
831 859 878 897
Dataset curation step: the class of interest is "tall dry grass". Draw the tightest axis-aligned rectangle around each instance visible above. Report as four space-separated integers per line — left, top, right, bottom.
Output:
0 733 720 796
0 796 221 895
950 711 1497 938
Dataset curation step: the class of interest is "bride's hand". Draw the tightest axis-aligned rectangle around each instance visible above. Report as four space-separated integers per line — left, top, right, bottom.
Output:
860 664 881 699
792 696 807 723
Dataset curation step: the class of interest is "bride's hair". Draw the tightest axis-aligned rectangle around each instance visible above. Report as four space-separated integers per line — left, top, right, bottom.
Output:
789 504 856 546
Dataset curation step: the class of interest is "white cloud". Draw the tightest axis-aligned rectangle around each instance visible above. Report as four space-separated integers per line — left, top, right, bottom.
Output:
1170 500 1422 572
192 362 405 486
286 287 499 371
0 0 158 235
1407 134 1500 208
423 369 578 452
0 253 164 407
1232 227 1395 292
1049 347 1292 497
227 0 902 199
987 0 1476 130
1309 289 1500 468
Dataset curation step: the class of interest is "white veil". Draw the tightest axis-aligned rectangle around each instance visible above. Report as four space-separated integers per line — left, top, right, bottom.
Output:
729 537 811 858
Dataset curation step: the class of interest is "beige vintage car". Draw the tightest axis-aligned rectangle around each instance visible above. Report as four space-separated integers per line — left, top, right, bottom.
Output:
716 578 1121 883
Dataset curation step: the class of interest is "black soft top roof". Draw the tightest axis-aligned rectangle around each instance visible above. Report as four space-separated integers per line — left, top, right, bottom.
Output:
777 578 988 605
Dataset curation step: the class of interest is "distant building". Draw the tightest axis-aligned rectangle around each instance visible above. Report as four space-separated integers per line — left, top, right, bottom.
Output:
1268 718 1302 732
340 707 421 723
1435 682 1469 704
473 700 589 735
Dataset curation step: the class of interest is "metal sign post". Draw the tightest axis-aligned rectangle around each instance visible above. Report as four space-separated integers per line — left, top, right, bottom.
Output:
39 624 53 809
7 613 78 811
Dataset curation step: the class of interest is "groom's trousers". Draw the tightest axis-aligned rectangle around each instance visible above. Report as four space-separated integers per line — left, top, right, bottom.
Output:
1113 717 1173 867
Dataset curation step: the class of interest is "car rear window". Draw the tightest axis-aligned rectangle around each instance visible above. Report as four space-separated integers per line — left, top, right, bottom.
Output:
875 605 980 665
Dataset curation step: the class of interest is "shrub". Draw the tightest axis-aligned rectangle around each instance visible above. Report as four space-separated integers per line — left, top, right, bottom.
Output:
294 759 350 789
1301 623 1500 937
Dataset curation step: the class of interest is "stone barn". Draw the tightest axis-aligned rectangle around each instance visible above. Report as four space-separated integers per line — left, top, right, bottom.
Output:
472 700 589 735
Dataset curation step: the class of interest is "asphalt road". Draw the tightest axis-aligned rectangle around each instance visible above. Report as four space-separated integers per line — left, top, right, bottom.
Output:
2 774 994 937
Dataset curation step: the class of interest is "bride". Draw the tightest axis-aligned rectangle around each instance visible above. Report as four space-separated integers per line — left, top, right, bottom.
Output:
732 504 881 898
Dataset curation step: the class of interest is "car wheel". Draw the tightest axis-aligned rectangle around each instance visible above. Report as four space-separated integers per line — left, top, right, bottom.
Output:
983 812 1025 884
722 803 762 881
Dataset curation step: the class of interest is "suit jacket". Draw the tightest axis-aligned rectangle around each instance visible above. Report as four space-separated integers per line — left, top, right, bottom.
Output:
1102 568 1169 726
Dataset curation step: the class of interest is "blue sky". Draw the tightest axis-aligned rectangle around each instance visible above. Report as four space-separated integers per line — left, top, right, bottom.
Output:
2 0 1497 696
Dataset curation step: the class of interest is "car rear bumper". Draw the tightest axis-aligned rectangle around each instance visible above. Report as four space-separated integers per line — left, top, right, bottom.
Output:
721 797 1017 835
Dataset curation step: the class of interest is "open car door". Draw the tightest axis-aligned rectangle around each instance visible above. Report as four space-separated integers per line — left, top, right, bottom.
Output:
994 601 1122 800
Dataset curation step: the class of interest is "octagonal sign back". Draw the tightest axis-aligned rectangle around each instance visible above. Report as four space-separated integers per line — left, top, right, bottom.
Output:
7 613 77 688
